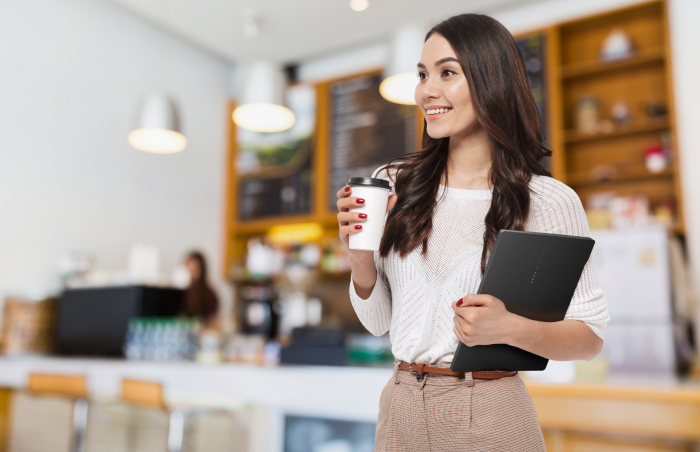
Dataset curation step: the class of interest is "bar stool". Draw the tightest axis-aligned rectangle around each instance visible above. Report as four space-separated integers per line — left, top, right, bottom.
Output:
121 379 233 452
17 374 89 452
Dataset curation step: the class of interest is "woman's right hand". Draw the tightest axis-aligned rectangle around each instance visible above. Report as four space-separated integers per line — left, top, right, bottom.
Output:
336 185 397 264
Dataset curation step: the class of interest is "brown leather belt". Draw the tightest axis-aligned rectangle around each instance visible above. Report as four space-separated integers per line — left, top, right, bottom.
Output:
398 362 517 380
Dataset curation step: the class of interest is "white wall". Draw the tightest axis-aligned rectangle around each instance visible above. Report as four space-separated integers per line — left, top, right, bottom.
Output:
298 44 389 84
298 0 700 289
667 0 700 303
0 0 232 301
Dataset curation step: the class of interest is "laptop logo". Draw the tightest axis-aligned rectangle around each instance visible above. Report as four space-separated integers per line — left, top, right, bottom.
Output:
531 244 547 284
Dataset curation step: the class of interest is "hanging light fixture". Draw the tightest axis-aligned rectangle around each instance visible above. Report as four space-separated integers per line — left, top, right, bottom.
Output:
349 0 369 11
128 94 187 154
379 24 425 105
233 61 295 133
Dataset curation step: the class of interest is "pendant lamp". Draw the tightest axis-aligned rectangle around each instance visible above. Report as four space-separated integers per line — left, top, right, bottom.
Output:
128 94 187 154
233 61 295 133
379 25 425 105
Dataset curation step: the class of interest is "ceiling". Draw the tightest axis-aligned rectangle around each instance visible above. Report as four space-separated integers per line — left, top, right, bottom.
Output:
107 0 546 64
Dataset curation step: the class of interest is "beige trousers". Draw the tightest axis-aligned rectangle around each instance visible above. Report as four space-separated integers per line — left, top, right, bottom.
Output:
375 361 546 452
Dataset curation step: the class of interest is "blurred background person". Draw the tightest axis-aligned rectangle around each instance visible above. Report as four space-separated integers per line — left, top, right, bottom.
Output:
183 251 219 328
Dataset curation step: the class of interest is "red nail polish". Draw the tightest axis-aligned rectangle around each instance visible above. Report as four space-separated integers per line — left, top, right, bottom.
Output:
357 198 365 204
456 299 463 307
344 186 351 192
355 225 363 230
359 213 367 219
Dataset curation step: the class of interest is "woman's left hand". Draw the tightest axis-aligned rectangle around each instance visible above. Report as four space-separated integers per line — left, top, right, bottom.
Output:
451 294 519 346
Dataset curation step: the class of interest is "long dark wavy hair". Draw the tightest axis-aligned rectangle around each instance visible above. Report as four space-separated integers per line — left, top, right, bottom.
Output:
379 14 552 273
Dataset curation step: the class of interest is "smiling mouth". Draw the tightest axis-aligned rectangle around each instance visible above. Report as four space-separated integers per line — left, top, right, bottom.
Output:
427 108 452 115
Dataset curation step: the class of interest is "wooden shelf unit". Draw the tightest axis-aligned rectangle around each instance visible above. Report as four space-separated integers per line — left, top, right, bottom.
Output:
222 82 339 275
560 45 665 79
545 0 683 233
564 118 670 144
566 165 674 187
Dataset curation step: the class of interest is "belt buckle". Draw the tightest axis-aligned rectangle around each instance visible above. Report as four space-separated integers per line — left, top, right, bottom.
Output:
409 363 425 374
409 363 425 382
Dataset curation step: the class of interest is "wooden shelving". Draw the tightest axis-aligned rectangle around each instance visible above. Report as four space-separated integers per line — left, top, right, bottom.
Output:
560 46 665 79
231 214 338 236
567 165 674 187
564 119 670 144
547 0 683 232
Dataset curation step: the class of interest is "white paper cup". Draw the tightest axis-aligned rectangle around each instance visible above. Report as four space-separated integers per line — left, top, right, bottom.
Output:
348 177 392 251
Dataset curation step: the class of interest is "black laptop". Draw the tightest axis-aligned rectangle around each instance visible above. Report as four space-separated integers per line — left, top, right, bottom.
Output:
450 230 595 372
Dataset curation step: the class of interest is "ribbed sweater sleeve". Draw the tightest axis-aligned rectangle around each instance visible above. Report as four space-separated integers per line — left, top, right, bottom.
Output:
529 178 610 339
349 255 393 336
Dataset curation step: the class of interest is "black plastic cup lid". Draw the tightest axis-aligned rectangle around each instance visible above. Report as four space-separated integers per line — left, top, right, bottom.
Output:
348 177 391 189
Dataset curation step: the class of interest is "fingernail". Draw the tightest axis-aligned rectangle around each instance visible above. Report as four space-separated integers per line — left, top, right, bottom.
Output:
344 186 351 192
355 225 363 230
357 198 365 204
456 299 463 307
359 213 367 219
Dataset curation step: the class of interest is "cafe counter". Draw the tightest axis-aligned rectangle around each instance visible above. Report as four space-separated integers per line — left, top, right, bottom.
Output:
0 357 698 452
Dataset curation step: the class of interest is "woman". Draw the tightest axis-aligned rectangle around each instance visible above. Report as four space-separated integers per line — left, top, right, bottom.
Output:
182 251 219 327
336 14 609 451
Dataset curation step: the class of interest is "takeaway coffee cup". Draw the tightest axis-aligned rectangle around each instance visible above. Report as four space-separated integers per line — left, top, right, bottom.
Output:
348 177 392 251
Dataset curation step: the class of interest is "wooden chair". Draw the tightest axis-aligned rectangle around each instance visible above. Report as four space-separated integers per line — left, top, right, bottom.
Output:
121 379 232 452
27 374 89 452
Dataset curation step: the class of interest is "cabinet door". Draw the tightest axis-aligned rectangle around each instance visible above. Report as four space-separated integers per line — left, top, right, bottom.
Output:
543 430 692 452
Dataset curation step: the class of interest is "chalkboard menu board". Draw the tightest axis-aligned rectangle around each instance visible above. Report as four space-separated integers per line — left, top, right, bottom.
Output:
237 141 313 220
237 84 315 221
328 74 417 210
516 34 550 168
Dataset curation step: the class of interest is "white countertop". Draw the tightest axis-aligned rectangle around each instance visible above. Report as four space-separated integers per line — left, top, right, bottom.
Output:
0 356 393 422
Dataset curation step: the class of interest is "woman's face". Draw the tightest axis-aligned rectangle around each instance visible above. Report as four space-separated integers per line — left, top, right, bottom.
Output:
185 257 201 282
415 33 480 139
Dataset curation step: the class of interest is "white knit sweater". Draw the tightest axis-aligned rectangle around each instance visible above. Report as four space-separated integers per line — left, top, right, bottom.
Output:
349 169 610 365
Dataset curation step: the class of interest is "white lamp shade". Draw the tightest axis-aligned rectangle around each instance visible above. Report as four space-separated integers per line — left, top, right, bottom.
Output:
234 61 295 133
349 0 369 11
380 73 420 105
128 129 187 154
233 103 295 133
128 94 187 154
380 24 425 105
